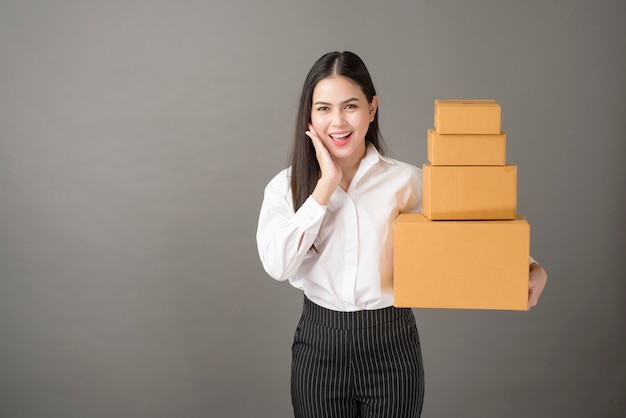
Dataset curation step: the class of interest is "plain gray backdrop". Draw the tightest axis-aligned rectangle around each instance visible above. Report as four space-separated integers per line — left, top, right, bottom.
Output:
1 1 624 417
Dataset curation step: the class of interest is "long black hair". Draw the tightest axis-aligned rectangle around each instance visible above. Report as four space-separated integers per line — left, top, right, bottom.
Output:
289 51 386 212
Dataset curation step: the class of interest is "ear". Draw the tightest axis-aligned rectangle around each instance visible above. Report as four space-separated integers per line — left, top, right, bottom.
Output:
369 96 379 122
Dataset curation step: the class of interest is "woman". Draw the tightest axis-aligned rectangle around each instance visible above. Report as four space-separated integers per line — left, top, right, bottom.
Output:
256 51 547 418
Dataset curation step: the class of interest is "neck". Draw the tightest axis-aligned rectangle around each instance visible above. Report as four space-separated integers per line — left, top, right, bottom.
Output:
338 144 368 190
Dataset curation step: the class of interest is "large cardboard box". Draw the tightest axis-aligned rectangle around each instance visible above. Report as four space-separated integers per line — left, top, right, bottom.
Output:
428 129 506 166
422 164 517 220
434 100 501 134
394 213 529 310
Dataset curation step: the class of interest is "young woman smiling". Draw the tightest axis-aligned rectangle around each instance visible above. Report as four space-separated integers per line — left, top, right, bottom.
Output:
256 51 547 418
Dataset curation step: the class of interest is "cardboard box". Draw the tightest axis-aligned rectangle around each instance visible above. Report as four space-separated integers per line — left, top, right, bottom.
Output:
434 100 501 134
422 164 517 220
428 129 506 166
394 213 529 310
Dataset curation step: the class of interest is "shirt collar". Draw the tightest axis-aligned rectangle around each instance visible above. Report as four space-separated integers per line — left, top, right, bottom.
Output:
363 143 396 166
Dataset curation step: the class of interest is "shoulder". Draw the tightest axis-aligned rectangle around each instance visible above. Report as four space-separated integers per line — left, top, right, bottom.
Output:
379 155 422 181
263 167 292 196
377 155 423 211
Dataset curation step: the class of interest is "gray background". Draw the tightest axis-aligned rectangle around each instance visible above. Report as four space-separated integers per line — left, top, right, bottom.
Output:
1 1 624 417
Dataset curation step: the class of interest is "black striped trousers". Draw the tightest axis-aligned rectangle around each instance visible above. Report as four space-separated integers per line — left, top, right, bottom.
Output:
291 296 425 418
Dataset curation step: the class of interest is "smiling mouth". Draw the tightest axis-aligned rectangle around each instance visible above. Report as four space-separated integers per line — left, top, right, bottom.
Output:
329 132 352 143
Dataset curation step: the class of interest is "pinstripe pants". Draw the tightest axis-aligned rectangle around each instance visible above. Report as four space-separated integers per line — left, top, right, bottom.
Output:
291 296 425 418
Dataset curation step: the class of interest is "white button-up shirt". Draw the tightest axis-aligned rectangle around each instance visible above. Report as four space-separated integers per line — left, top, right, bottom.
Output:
257 144 422 311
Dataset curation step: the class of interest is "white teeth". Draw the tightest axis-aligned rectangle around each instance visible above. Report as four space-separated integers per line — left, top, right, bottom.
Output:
330 132 351 139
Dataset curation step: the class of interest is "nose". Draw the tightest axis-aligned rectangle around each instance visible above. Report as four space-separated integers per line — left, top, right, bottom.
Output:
331 108 346 127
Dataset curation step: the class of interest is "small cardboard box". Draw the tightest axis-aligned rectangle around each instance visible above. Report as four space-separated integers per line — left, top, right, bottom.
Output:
434 100 501 134
422 164 517 220
394 213 529 310
428 129 506 166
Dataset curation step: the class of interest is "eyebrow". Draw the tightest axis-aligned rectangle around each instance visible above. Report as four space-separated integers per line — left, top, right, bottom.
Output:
313 97 361 106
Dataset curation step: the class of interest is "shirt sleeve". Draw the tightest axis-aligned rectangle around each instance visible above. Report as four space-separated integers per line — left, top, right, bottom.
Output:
256 175 326 281
402 164 423 213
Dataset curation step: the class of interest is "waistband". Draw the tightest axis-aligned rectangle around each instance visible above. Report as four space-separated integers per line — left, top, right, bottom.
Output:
301 295 411 330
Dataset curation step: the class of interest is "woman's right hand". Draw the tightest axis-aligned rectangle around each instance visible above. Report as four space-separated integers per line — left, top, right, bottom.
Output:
306 124 342 205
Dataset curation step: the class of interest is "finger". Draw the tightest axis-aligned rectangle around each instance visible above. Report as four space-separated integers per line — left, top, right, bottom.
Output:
310 123 328 141
305 131 319 145
306 129 328 156
527 289 539 309
305 125 322 147
306 131 323 154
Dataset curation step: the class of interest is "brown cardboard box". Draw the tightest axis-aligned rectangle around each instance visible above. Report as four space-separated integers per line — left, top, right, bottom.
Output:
422 164 517 220
428 129 506 166
394 213 529 310
434 100 501 134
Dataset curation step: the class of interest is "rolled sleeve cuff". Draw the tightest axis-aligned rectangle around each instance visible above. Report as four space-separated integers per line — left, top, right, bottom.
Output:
293 195 327 231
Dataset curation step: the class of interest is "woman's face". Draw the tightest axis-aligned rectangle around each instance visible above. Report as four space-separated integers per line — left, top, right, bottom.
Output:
310 76 378 165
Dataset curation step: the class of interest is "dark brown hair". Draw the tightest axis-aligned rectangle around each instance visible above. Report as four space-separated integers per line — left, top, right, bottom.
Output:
289 51 386 211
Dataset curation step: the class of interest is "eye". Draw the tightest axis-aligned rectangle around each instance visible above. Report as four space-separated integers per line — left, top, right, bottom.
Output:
345 103 357 109
316 106 329 111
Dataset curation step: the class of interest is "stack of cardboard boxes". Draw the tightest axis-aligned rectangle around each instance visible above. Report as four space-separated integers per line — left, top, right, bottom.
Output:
394 100 529 310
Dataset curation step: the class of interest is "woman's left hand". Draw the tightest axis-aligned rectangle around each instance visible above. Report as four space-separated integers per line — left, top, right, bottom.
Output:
528 263 548 309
